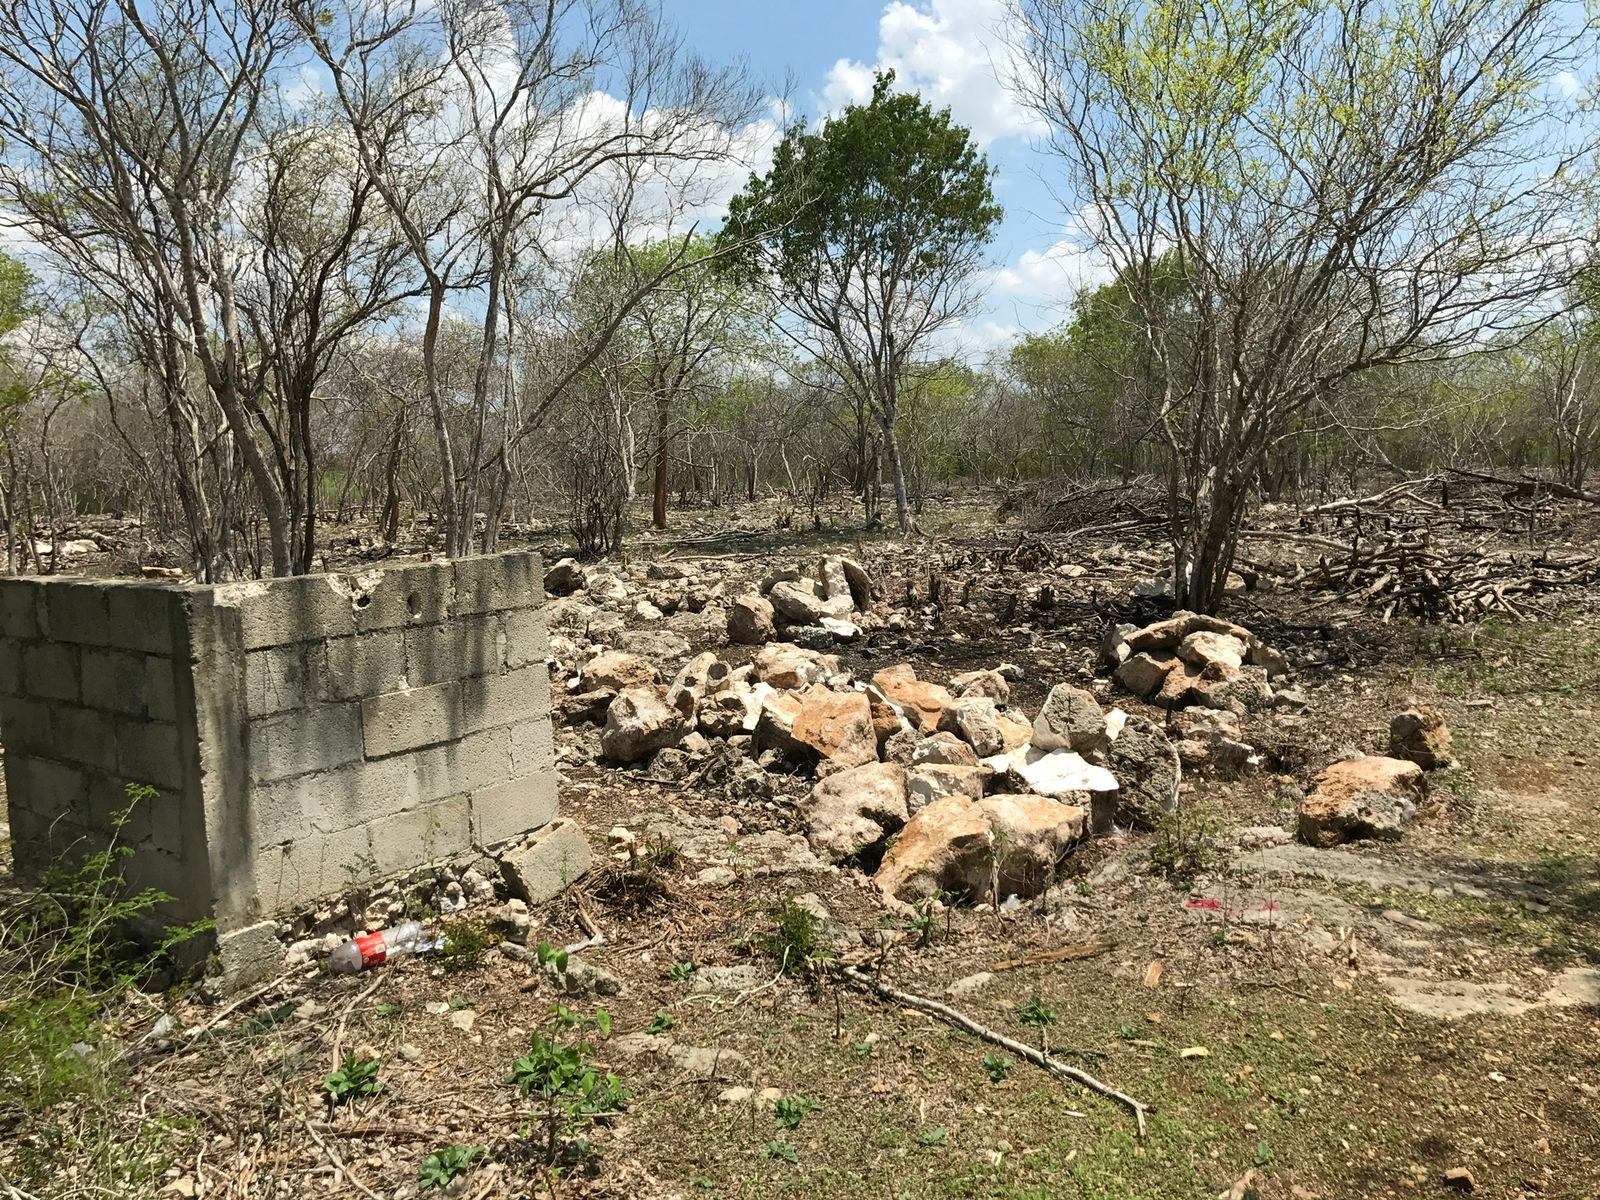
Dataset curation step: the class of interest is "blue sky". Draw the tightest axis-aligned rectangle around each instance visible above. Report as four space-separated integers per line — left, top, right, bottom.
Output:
671 0 1105 356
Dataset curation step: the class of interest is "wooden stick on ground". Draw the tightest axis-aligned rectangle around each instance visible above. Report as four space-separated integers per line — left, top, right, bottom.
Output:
835 965 1150 1137
989 939 1117 972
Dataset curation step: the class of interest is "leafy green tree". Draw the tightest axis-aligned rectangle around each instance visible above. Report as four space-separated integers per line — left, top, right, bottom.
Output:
1011 0 1596 610
724 71 1002 532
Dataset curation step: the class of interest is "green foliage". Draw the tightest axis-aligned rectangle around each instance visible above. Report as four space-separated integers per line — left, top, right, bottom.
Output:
324 1054 383 1105
507 1008 625 1154
916 1126 948 1147
648 1010 674 1035
1150 801 1221 885
757 901 831 976
765 1139 798 1163
535 941 569 973
667 961 695 982
982 1053 1011 1083
1016 995 1058 1028
773 1094 819 1129
419 1144 481 1190
437 920 492 973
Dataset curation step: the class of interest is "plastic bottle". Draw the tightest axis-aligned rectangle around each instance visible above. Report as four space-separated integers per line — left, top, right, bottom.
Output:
327 921 443 975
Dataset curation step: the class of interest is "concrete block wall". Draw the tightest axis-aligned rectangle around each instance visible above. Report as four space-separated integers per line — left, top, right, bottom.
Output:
0 553 558 950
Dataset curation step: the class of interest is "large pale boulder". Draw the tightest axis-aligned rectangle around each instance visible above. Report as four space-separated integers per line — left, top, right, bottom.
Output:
601 686 692 763
1299 756 1427 847
803 762 909 861
1127 611 1253 656
544 557 586 596
871 665 953 731
873 796 995 903
699 682 769 739
1115 653 1176 699
909 731 980 768
938 695 1006 757
1104 714 1180 829
584 650 658 692
979 795 1088 897
790 688 877 768
769 578 852 626
1389 706 1454 770
1031 683 1107 754
908 763 989 811
727 594 776 645
1014 748 1117 798
753 642 839 690
1180 630 1246 671
949 668 1010 706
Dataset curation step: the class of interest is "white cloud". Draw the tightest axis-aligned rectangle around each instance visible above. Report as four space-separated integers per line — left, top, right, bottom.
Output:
822 0 1043 146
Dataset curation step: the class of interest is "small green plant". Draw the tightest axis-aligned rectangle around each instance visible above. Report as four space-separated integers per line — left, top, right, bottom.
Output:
1252 1140 1275 1168
1150 800 1221 885
419 1144 482 1190
507 1009 625 1171
648 1010 674 1035
447 996 475 1011
667 960 695 982
536 941 570 973
852 1038 876 1059
917 1127 948 1147
1116 1022 1145 1040
765 1140 798 1163
376 1001 404 1019
982 1052 1010 1083
758 901 830 976
1016 995 1057 1028
773 1094 819 1129
437 920 493 973
324 1054 383 1105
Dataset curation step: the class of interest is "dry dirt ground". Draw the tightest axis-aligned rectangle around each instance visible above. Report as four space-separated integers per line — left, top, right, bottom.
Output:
3 494 1600 1200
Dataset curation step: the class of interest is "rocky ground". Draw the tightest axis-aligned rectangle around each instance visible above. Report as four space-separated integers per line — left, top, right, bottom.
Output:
3 494 1599 1200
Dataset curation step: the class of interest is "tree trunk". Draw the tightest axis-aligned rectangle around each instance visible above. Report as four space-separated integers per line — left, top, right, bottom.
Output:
651 394 670 528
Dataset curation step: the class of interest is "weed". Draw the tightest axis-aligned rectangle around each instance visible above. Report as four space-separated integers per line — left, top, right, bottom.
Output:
376 1001 403 1019
667 960 695 982
508 1006 625 1171
1150 800 1221 885
536 941 570 973
758 901 831 976
766 1139 798 1163
648 1010 674 1035
773 1094 819 1129
447 996 475 1011
1016 995 1058 1028
436 919 493 972
419 1144 482 1190
589 835 681 912
324 1054 383 1105
917 1127 948 1147
982 1052 1011 1083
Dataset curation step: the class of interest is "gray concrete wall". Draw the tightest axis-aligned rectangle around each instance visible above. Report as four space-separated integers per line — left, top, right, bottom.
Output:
0 553 556 940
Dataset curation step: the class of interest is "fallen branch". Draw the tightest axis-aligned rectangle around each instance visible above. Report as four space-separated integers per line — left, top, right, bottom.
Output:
989 939 1118 972
835 964 1150 1136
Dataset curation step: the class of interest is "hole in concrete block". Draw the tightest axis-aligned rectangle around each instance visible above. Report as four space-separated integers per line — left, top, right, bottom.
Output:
354 593 372 609
406 592 423 619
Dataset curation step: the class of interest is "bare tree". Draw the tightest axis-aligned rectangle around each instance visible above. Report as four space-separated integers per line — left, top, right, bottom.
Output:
1009 0 1597 611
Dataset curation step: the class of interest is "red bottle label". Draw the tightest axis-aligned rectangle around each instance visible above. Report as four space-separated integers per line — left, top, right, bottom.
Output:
355 932 388 969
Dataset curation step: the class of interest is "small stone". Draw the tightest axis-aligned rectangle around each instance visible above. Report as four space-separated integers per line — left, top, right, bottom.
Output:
1442 1166 1477 1192
1389 705 1454 770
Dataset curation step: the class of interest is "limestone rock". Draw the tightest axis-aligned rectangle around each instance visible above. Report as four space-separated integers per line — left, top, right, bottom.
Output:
1115 652 1176 698
544 558 586 596
1188 662 1274 714
909 731 980 768
1179 630 1246 671
600 686 691 763
979 795 1088 897
1389 706 1454 770
1104 714 1180 829
768 578 852 626
870 665 953 730
753 642 839 690
1031 683 1107 754
908 763 989 811
789 687 877 768
1299 755 1427 847
1126 611 1253 656
837 557 875 609
727 594 776 645
949 668 1010 706
699 682 769 739
803 762 909 860
939 695 1007 757
873 796 995 903
583 650 658 692
1014 748 1117 798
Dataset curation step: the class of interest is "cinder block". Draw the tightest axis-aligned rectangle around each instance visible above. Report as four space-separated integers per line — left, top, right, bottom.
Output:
214 574 358 650
212 921 284 992
500 818 591 903
471 772 557 847
82 648 175 720
252 823 373 912
502 606 551 671
106 584 178 655
407 726 515 807
349 561 452 633
40 580 111 646
297 753 430 836
0 637 20 696
243 769 320 846
368 793 471 874
248 704 363 783
461 666 550 735
22 641 79 702
54 705 118 772
406 614 503 686
319 632 407 701
453 552 543 616
509 717 556 777
0 579 39 639
117 719 184 790
361 680 464 757
0 695 52 753
12 755 88 820
243 645 309 717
